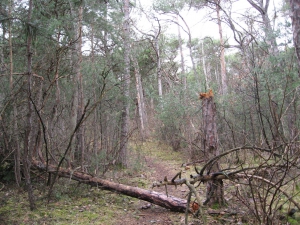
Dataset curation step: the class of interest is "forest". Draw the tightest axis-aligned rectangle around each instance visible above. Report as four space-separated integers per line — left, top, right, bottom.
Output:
1 0 300 224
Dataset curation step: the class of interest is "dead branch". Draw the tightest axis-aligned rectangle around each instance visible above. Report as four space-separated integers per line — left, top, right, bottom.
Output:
32 159 188 212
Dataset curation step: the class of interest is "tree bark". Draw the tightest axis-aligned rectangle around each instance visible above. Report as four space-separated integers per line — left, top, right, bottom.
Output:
177 14 199 89
8 0 21 187
289 0 300 75
76 4 85 169
247 0 278 54
200 90 225 206
132 55 148 139
24 0 36 210
119 0 131 167
155 35 163 97
177 15 186 91
215 0 227 95
32 159 187 212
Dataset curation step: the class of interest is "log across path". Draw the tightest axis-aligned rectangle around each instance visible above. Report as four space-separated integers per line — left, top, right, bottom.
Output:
32 159 187 212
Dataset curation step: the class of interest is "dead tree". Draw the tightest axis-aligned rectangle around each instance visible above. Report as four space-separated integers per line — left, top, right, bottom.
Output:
31 159 187 212
200 89 226 206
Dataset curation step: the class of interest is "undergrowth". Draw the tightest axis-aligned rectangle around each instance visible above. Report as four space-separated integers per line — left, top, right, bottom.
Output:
0 140 183 225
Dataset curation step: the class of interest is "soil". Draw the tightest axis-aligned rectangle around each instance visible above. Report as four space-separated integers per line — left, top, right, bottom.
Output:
115 154 197 225
113 150 251 225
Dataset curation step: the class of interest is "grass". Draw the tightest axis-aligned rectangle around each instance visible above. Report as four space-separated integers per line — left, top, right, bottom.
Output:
0 182 136 225
0 140 184 225
2 140 300 224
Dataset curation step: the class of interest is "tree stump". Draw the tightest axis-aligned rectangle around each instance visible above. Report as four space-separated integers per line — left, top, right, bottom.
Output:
199 89 226 206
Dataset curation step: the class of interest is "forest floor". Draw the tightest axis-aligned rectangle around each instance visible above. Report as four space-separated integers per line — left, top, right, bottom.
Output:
0 141 299 224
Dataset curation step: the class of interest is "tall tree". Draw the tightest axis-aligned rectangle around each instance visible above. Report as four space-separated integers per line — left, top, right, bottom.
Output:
177 15 186 90
24 0 36 210
131 53 148 139
119 0 131 167
289 0 300 75
215 0 227 94
76 3 85 169
247 0 278 54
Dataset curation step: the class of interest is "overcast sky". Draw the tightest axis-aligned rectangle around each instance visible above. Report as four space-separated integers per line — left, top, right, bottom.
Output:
135 0 287 46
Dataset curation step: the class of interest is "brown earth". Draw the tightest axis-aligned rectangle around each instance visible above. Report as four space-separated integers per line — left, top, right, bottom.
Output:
115 153 202 225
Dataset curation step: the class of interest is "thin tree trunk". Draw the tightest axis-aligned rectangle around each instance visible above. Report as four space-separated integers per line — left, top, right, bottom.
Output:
289 0 300 75
177 14 199 88
215 0 227 95
76 4 85 169
200 90 225 206
24 0 36 210
177 15 186 90
247 0 278 54
90 24 99 174
119 0 131 167
201 41 209 91
155 36 163 97
69 0 78 165
8 0 21 187
132 55 148 139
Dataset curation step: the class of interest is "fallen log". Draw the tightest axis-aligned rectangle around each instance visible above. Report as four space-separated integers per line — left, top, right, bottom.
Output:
31 159 187 212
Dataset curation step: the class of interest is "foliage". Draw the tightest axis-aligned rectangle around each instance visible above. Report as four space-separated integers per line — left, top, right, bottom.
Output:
0 0 300 223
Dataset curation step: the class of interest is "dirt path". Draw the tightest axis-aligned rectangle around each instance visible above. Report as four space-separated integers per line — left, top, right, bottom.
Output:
116 153 191 225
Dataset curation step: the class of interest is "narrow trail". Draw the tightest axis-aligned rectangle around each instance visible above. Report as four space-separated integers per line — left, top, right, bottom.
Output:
116 151 191 225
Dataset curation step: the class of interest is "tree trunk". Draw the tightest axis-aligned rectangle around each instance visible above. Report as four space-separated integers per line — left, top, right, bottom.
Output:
119 0 131 167
76 4 85 169
215 0 227 95
32 159 187 212
200 90 225 206
8 0 21 187
132 55 148 139
247 0 278 54
289 0 300 75
201 41 210 91
177 15 186 91
69 1 78 165
155 36 163 97
24 0 36 210
178 14 199 89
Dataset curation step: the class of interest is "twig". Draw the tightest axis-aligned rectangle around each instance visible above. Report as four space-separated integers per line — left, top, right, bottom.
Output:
185 180 206 225
0 182 4 191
